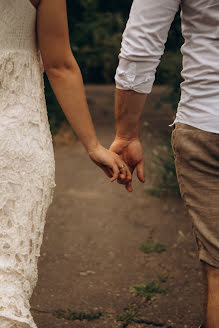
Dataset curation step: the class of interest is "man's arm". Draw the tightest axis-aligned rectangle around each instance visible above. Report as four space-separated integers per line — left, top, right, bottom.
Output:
115 0 181 95
115 89 147 140
110 89 147 192
110 0 181 191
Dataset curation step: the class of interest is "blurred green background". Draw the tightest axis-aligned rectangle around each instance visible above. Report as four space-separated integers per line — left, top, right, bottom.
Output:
45 0 184 135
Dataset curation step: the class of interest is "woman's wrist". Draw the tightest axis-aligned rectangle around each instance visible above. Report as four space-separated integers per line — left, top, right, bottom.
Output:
85 138 101 154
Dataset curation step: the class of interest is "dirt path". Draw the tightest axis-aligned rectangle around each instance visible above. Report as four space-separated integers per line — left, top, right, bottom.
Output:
31 86 206 328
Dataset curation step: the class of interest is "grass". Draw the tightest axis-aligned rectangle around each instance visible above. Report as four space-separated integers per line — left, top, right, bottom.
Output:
139 238 166 254
157 272 169 283
117 305 140 328
130 279 168 300
53 309 102 321
53 304 174 328
117 305 174 327
53 274 170 328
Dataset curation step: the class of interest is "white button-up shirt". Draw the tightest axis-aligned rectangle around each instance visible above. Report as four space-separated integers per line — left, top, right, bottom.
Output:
115 0 219 134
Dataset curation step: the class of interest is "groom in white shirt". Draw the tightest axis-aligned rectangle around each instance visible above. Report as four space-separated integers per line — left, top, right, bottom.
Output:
110 1 219 328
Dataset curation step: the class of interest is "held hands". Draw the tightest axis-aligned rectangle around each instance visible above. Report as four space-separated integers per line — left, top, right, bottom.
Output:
109 137 145 192
88 143 132 184
87 138 145 192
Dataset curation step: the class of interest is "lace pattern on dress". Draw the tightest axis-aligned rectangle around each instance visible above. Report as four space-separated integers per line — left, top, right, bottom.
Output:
0 37 56 328
0 0 56 325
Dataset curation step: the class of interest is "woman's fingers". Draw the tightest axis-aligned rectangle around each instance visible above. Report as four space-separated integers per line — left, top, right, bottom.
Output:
109 158 132 183
109 163 120 182
117 178 124 185
102 154 134 194
101 166 114 179
116 160 132 184
118 165 126 180
116 158 132 180
92 149 133 186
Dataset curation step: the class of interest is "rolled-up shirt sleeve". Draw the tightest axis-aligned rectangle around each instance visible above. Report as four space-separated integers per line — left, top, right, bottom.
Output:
115 0 181 94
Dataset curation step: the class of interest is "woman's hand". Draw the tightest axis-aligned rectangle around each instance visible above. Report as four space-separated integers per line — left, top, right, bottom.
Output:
88 143 132 184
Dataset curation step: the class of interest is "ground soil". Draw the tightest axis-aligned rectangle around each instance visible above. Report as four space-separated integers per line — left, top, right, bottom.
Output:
31 85 206 328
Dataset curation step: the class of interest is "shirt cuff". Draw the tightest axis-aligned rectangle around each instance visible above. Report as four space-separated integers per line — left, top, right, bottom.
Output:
115 57 156 94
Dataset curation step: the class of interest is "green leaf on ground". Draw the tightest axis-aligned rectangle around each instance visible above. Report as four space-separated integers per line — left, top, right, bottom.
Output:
139 238 166 254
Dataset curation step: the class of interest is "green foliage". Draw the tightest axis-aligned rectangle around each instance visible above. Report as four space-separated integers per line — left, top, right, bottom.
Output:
157 272 169 283
117 306 140 328
53 309 102 321
156 50 183 110
165 9 183 52
155 11 183 115
71 12 125 83
65 0 132 83
145 143 180 197
130 280 168 300
117 304 173 327
139 238 166 254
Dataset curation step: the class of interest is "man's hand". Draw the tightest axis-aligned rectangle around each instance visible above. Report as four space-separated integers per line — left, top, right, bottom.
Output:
111 88 147 192
109 137 145 192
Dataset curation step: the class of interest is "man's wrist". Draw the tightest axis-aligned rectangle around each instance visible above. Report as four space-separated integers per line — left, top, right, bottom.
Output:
115 119 142 141
115 134 140 142
115 125 141 141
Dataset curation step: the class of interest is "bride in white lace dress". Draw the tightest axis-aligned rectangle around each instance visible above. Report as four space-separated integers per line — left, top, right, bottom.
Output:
0 0 131 327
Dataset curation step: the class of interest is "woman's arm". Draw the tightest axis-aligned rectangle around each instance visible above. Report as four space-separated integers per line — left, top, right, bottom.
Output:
37 0 98 153
36 0 132 184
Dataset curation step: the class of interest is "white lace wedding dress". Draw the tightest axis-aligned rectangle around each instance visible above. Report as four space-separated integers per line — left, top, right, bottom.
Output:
0 0 56 327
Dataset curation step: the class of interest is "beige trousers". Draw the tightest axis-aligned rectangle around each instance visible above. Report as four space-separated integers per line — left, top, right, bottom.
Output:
171 122 219 268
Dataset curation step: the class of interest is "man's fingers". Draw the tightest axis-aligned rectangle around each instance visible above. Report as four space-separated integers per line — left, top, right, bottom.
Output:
126 165 132 182
136 160 145 183
125 181 133 192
